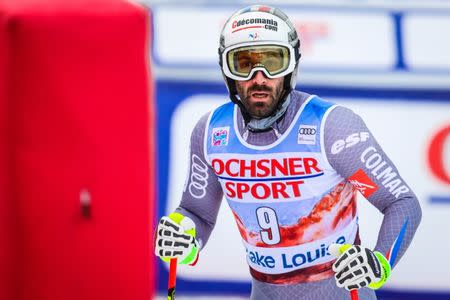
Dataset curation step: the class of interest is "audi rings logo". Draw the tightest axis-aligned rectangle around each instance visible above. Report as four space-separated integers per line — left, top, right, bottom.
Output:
298 128 317 135
188 154 209 199
298 124 317 145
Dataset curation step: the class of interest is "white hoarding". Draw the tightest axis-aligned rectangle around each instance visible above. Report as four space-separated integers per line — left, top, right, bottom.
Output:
154 7 395 69
289 11 395 69
404 14 450 69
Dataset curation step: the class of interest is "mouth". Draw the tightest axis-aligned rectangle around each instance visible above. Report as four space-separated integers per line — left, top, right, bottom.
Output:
250 91 270 99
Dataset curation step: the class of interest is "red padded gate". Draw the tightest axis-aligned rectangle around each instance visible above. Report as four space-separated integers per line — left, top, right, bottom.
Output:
0 0 155 299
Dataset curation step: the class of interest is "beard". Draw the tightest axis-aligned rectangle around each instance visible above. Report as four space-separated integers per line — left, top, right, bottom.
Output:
236 82 283 119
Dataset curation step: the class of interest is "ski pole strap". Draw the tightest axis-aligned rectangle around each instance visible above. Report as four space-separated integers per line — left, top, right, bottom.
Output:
368 251 391 289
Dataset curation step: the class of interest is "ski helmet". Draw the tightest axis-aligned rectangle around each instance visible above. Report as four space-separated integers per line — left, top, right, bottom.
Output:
218 5 301 106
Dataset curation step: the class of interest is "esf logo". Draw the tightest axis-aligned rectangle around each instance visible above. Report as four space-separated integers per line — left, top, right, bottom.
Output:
427 124 450 185
331 132 370 155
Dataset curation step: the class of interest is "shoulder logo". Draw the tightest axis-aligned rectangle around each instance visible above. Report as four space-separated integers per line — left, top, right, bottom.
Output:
331 132 370 155
348 169 378 198
212 126 230 146
298 124 317 145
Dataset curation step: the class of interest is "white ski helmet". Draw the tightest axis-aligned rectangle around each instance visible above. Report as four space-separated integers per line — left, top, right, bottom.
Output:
218 5 301 106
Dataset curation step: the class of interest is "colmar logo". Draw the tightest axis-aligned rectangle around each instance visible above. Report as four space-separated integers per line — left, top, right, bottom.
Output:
212 127 229 146
361 146 410 199
348 169 378 198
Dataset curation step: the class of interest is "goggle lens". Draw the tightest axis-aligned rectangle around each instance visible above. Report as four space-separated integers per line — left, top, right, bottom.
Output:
226 45 290 78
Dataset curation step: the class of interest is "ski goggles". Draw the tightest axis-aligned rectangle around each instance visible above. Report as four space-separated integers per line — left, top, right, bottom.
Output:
221 41 296 81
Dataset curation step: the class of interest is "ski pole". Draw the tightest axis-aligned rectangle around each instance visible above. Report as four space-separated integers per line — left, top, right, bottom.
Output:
168 258 177 300
350 289 359 300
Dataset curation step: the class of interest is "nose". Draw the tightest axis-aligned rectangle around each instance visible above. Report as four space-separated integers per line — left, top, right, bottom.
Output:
251 70 267 85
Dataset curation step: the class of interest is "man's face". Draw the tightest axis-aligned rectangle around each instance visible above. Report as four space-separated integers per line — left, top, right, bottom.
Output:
235 71 284 119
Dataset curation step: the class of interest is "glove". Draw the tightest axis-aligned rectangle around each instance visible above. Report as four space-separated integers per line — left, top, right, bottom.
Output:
154 212 200 265
329 244 391 290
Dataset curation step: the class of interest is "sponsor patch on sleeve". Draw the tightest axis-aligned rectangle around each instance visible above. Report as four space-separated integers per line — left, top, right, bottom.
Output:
348 169 379 198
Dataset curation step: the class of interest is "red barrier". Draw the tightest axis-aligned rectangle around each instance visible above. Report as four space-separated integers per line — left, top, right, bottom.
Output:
0 0 155 299
0 5 15 300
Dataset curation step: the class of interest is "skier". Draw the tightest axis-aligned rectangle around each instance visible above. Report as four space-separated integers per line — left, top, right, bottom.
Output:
155 5 422 299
